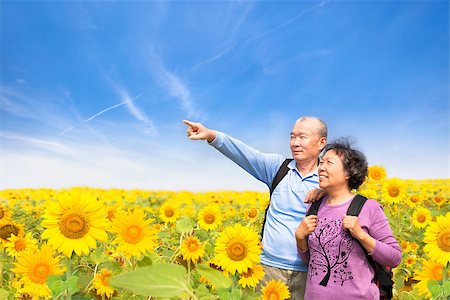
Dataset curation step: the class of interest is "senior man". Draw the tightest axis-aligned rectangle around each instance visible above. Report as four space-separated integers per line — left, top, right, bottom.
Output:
183 117 327 299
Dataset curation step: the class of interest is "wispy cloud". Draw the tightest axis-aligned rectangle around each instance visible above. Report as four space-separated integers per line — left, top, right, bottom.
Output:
148 51 199 118
58 93 152 136
0 131 76 155
0 86 73 130
191 1 328 70
191 43 237 70
117 90 157 137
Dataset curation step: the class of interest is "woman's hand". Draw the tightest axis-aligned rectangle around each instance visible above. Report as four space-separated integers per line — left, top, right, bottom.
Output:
296 215 318 241
343 215 376 254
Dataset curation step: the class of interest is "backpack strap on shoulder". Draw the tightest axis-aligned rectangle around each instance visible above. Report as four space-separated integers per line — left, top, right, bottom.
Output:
346 194 368 216
306 197 324 216
261 159 293 238
269 159 293 196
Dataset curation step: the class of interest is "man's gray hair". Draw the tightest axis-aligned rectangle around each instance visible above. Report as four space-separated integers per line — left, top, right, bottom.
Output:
296 116 328 138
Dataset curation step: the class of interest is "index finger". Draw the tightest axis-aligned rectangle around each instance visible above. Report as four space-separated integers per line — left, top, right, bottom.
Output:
182 120 196 127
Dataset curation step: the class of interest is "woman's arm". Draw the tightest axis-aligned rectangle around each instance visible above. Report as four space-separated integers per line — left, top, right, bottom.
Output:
344 200 402 267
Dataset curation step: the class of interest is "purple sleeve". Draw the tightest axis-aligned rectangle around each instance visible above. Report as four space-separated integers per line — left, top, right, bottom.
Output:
366 200 402 267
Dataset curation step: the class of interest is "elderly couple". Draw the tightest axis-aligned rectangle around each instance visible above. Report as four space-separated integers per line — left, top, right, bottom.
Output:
183 117 401 300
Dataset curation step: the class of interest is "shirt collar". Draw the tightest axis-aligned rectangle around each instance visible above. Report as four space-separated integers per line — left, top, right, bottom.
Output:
288 159 319 179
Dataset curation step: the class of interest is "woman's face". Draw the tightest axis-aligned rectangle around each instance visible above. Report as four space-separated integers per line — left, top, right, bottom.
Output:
319 149 349 191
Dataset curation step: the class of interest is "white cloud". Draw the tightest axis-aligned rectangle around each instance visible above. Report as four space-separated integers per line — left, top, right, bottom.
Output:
147 51 199 118
0 136 268 191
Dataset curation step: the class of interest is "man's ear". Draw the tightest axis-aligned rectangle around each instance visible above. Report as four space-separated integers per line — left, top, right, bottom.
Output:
319 137 327 151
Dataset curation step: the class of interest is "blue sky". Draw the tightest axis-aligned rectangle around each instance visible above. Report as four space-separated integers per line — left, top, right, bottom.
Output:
1 1 448 191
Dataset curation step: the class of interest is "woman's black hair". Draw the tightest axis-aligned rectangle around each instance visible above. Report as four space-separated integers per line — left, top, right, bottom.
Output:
324 138 368 190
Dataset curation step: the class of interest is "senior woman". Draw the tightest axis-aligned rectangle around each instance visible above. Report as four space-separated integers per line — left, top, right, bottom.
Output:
295 139 401 299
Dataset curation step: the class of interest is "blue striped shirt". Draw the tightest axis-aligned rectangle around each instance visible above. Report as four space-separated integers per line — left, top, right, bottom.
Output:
210 132 319 271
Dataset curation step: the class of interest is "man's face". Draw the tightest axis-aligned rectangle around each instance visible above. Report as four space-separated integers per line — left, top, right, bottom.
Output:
289 119 326 163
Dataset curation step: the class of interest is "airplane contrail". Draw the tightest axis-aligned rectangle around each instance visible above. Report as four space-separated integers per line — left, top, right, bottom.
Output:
59 93 143 136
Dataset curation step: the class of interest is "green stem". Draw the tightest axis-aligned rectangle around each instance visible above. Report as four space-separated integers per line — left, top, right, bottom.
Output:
65 255 72 300
183 285 199 300
187 260 191 285
0 248 5 288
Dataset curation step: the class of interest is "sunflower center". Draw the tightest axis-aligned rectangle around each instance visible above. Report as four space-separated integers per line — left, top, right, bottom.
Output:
15 239 27 251
434 196 443 204
437 229 450 252
31 263 50 284
247 208 258 218
123 225 143 244
371 171 382 180
417 214 426 223
188 240 199 252
101 272 112 286
204 213 215 224
431 265 443 281
388 186 400 197
268 292 279 300
242 268 253 277
59 213 89 239
410 196 419 203
165 208 174 218
0 224 19 241
227 242 247 261
107 209 115 221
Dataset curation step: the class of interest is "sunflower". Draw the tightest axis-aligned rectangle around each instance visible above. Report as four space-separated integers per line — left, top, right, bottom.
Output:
412 207 432 229
180 235 205 263
159 202 180 223
198 205 223 231
405 193 424 208
404 256 417 268
244 207 260 222
0 221 25 244
238 263 265 288
11 243 64 299
423 212 450 265
214 223 261 274
6 233 38 257
382 178 407 203
410 242 418 252
400 240 411 253
413 259 444 297
433 194 447 207
93 268 116 298
110 208 159 258
0 204 12 222
261 279 290 300
41 191 108 257
368 165 387 181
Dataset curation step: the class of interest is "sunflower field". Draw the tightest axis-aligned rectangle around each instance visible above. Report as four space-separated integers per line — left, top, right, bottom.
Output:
0 166 448 300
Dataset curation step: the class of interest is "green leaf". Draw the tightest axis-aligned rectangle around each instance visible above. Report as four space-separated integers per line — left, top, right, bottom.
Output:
196 264 232 289
176 217 196 233
65 275 80 295
427 280 440 297
47 274 65 297
109 263 187 298
0 289 9 300
137 255 153 267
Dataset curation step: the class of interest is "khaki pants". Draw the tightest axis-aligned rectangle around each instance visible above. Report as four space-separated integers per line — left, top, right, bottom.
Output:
258 264 307 300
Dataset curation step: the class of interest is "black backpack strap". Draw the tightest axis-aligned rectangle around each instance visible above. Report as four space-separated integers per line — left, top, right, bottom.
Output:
347 195 393 298
306 197 324 216
269 159 293 196
261 159 293 238
346 194 368 216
